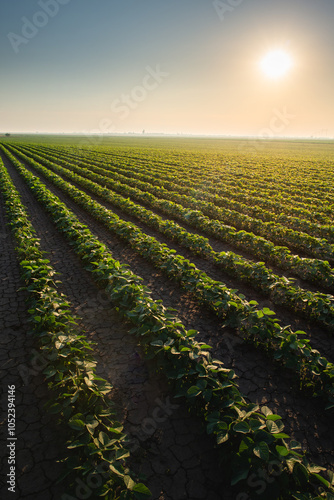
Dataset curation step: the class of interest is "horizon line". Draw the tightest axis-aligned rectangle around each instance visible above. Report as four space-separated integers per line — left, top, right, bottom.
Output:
1 132 333 141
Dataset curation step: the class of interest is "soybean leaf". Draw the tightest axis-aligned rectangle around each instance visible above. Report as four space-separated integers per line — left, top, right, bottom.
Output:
187 386 202 397
276 445 289 457
133 483 152 499
233 422 250 434
68 419 85 431
253 441 270 461
124 475 135 491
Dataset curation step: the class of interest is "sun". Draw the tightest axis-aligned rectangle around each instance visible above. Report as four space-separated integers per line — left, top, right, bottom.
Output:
260 50 293 79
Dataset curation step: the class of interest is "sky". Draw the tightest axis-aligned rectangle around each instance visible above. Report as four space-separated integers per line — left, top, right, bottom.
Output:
0 0 333 137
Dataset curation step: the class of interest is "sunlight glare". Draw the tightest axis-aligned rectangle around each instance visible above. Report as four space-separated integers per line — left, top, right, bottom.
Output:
260 50 293 79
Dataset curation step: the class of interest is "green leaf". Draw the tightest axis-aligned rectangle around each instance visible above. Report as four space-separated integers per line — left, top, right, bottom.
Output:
328 470 334 485
318 357 328 367
214 381 233 391
107 426 124 435
286 458 299 474
239 439 250 454
266 414 282 421
99 383 113 395
276 445 289 457
150 340 163 347
249 419 264 431
221 399 235 409
164 338 174 347
229 301 239 308
43 367 57 379
186 329 197 337
67 433 91 449
261 406 273 417
217 431 229 445
233 422 250 434
262 307 275 315
68 419 85 431
187 386 202 397
99 431 112 446
115 449 130 460
293 462 309 486
84 376 94 387
253 429 275 445
289 440 302 450
124 475 135 491
109 463 125 478
253 441 270 461
133 483 152 499
86 419 99 435
311 473 330 488
266 420 283 434
272 433 290 440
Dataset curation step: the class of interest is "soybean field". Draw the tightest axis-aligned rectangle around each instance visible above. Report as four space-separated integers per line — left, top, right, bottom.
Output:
0 136 333 500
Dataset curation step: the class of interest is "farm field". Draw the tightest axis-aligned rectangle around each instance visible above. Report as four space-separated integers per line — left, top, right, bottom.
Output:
1 136 334 500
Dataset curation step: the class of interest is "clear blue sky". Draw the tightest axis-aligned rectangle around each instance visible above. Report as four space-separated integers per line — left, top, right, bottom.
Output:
1 0 333 137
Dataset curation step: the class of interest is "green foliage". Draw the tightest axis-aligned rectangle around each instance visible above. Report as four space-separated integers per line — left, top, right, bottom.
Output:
19 142 334 291
3 143 334 405
14 143 334 331
0 159 150 499
1 144 333 499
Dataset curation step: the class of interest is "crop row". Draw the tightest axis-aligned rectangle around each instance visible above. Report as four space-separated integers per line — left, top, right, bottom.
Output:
19 143 334 262
0 157 151 499
22 144 334 231
12 143 334 293
31 141 334 196
10 144 334 332
1 148 333 499
28 143 334 222
3 144 334 408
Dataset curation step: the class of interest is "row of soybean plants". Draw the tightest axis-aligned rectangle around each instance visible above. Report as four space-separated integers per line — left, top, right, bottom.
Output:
20 143 332 224
0 157 151 499
19 143 334 261
40 144 334 226
83 143 334 207
1 147 333 500
64 157 334 253
221 161 334 202
33 142 334 220
13 143 334 293
191 152 334 204
3 144 334 411
86 149 334 230
10 143 334 332
24 144 334 228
